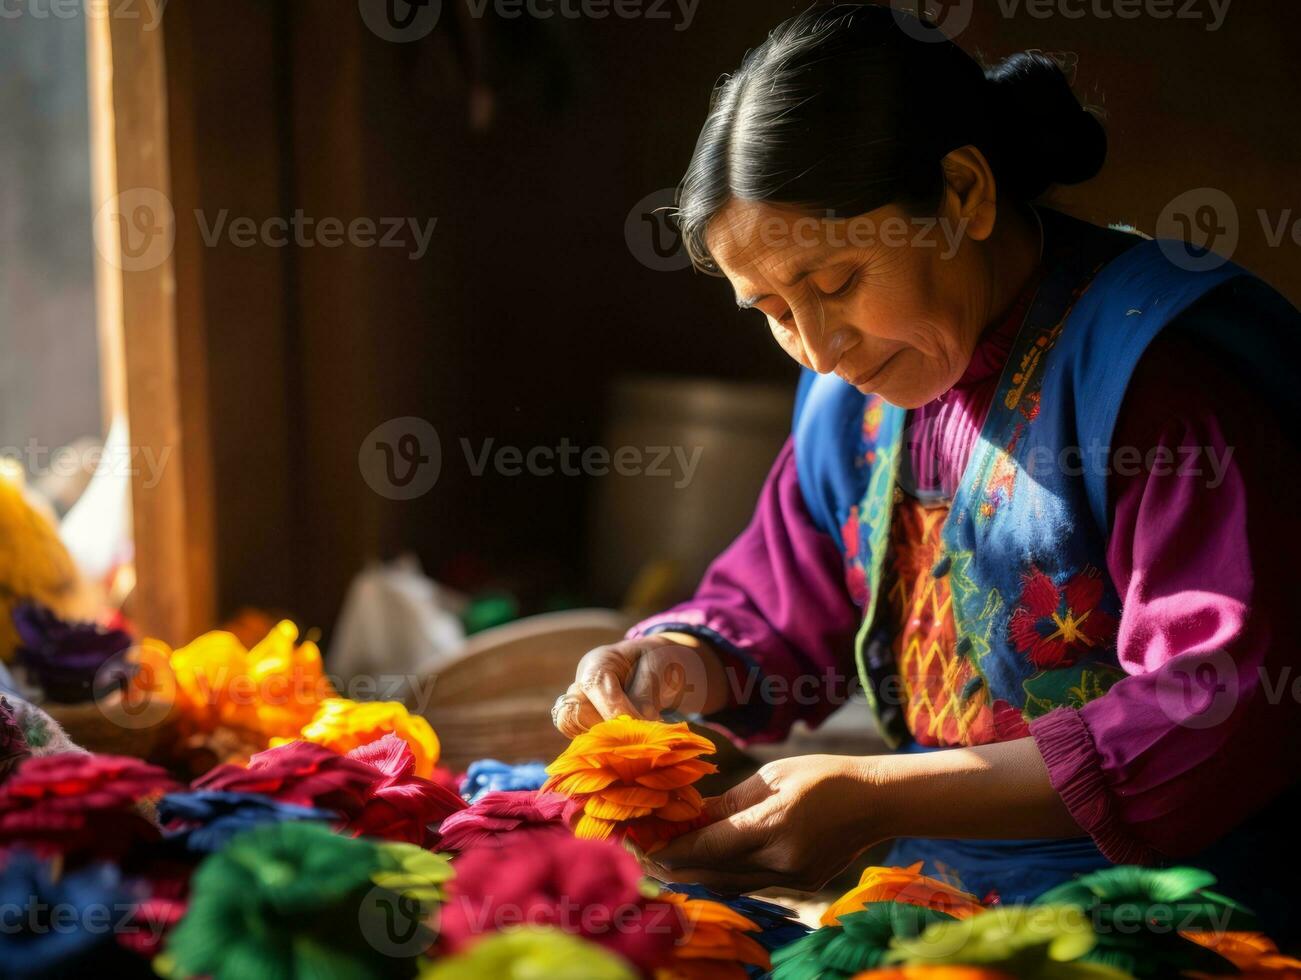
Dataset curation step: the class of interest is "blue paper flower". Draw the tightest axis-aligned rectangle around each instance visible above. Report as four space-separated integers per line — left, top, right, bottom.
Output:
157 790 339 854
0 850 140 977
459 759 549 803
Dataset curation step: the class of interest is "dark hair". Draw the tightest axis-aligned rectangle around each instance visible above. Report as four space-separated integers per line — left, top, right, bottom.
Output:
677 3 1106 273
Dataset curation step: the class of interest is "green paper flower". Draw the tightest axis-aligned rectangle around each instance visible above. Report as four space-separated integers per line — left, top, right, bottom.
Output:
1034 865 1252 978
771 901 956 980
164 821 418 980
888 903 1103 977
373 841 455 908
418 927 637 979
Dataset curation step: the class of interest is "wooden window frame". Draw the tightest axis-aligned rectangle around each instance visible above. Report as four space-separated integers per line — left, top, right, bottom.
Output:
87 10 214 644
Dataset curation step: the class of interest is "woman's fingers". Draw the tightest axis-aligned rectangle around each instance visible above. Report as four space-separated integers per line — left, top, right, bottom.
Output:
652 807 769 870
552 683 604 737
578 662 644 722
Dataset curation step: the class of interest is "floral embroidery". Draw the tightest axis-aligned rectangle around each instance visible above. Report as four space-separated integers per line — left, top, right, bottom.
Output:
991 699 1031 740
1008 566 1117 670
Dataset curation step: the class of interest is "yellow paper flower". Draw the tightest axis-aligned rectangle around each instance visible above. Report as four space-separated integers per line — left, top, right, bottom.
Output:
283 698 440 778
654 891 772 980
544 715 717 851
139 620 334 749
822 863 985 927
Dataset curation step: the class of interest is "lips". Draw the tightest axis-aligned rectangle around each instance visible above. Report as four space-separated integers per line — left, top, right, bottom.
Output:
840 352 898 389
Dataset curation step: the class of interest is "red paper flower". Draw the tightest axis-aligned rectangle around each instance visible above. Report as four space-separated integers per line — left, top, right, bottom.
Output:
191 739 377 818
0 754 180 864
1007 567 1117 670
436 790 571 852
193 735 466 846
343 733 465 846
439 829 685 970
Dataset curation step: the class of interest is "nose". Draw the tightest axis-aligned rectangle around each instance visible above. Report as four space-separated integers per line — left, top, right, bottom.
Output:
801 326 857 374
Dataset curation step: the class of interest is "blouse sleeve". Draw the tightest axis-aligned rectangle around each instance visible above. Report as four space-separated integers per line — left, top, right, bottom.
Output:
627 437 861 744
1029 323 1301 863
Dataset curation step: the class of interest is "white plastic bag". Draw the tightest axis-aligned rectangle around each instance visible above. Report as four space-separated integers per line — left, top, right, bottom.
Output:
327 555 467 701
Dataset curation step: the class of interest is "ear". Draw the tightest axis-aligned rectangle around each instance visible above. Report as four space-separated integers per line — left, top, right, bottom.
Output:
938 145 998 242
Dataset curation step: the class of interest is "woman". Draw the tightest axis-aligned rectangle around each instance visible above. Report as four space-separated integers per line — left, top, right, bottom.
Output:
554 3 1301 932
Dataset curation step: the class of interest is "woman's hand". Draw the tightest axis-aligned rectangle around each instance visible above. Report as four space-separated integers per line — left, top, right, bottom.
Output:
551 632 730 738
647 754 884 893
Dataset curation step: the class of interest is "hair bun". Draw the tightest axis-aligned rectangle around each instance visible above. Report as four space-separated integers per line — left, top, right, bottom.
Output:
984 51 1107 201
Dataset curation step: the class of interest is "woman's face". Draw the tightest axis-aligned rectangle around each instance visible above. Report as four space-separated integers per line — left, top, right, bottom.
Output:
704 196 1005 409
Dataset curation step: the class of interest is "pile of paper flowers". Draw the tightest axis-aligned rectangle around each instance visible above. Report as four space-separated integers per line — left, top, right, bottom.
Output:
1 609 1297 980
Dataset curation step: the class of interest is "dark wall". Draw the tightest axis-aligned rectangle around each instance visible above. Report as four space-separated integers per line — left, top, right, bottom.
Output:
163 0 1300 636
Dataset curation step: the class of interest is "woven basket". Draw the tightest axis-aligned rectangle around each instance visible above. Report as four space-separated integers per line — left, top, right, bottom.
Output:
43 689 173 758
414 608 632 772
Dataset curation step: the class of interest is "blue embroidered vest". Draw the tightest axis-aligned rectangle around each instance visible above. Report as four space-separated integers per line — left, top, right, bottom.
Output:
792 209 1293 747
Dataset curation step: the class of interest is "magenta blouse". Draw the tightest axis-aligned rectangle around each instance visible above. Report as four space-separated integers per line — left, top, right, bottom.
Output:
630 292 1300 865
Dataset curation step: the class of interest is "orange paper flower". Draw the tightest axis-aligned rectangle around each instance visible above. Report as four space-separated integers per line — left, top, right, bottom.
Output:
654 890 772 980
543 715 717 851
1182 931 1301 977
279 698 440 778
822 863 985 927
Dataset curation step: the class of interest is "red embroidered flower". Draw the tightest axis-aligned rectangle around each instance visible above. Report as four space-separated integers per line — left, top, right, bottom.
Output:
344 733 466 846
1008 567 1117 670
845 564 868 606
991 699 1031 740
841 507 861 559
0 754 180 864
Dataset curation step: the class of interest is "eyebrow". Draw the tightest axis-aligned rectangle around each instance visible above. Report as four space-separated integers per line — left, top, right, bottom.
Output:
735 268 816 309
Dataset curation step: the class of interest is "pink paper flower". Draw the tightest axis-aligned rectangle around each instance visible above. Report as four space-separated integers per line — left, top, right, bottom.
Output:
191 739 377 817
436 790 571 852
439 829 685 970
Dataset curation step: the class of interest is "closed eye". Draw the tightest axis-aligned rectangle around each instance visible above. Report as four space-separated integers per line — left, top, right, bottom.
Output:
828 269 861 299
